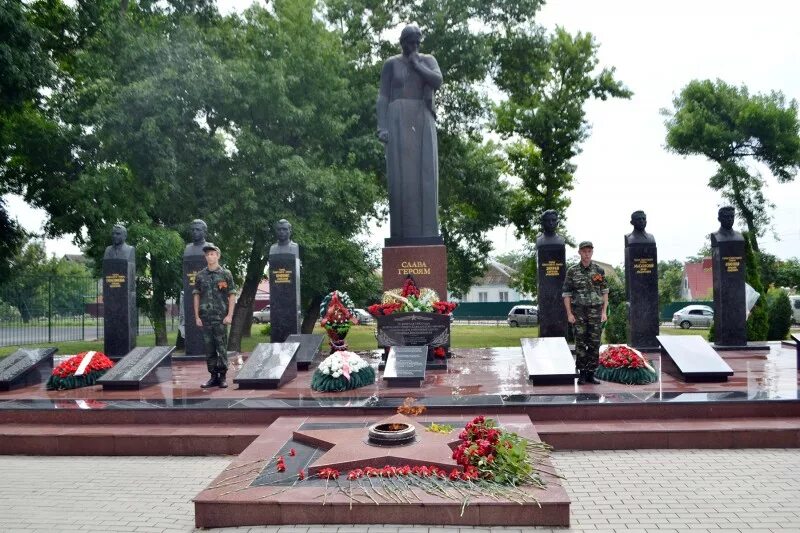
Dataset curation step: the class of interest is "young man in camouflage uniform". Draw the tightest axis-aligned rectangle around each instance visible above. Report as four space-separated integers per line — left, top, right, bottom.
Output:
562 241 608 385
193 243 237 388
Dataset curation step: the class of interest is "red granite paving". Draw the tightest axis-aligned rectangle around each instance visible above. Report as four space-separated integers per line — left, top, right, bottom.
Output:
193 413 571 528
0 343 795 401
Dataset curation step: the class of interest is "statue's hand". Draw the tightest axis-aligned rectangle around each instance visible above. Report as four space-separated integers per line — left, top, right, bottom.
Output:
377 129 389 143
409 52 421 68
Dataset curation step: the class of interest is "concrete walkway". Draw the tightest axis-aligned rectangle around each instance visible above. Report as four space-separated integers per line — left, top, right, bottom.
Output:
1 450 799 532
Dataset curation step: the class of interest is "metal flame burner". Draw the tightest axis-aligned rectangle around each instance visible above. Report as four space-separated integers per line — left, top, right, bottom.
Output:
367 422 416 445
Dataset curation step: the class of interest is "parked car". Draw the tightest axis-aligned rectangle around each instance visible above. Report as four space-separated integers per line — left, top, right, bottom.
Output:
353 308 372 325
507 305 538 327
672 305 713 329
790 295 800 324
252 306 270 323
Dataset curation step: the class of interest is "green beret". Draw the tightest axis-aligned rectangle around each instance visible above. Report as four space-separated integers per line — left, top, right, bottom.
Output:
578 241 593 249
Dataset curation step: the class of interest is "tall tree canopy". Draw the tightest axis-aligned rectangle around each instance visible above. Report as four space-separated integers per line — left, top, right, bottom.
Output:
664 79 800 253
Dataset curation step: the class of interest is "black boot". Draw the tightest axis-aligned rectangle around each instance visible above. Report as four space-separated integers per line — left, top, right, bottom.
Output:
577 370 587 385
201 373 219 389
218 371 228 388
586 370 601 385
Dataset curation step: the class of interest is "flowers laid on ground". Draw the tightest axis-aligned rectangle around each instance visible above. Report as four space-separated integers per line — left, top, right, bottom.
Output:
596 344 658 385
46 351 115 390
319 290 357 352
310 351 376 392
368 277 458 317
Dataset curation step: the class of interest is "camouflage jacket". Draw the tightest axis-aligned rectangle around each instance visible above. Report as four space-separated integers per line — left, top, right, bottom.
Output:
193 267 237 322
561 261 609 307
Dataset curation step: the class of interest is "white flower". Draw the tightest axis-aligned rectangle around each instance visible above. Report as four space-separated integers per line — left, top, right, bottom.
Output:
332 371 341 378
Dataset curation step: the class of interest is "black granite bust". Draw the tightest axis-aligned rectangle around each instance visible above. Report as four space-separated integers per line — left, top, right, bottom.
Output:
710 206 745 244
103 224 135 260
377 24 443 245
269 219 299 257
535 210 566 247
184 219 209 256
624 210 656 245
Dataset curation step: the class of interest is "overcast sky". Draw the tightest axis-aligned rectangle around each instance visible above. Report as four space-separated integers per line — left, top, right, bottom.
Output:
6 0 799 266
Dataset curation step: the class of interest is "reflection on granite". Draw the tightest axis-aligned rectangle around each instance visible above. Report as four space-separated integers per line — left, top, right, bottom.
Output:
0 342 797 410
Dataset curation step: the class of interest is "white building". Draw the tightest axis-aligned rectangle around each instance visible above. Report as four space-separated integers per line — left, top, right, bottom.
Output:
459 260 534 303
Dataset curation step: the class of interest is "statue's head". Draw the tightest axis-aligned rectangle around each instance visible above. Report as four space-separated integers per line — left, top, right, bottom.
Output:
400 24 422 56
630 210 647 232
275 219 292 244
190 219 207 245
541 210 559 234
718 206 735 231
111 224 127 246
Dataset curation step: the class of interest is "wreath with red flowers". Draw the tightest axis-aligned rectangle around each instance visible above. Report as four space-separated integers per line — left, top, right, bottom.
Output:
596 344 657 385
46 351 115 390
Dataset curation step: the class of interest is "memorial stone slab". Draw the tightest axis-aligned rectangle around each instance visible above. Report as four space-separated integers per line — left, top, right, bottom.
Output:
376 312 449 369
269 254 301 343
383 345 427 387
521 337 576 385
712 239 747 346
656 335 733 382
286 334 324 370
536 244 567 337
183 255 207 355
103 258 137 357
234 342 299 389
0 347 57 391
625 242 659 349
97 346 174 390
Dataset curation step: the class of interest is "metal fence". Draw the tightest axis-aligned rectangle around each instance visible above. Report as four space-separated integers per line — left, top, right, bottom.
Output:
0 274 177 348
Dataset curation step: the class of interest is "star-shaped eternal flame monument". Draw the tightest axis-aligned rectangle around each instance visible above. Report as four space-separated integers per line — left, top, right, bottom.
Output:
292 414 461 475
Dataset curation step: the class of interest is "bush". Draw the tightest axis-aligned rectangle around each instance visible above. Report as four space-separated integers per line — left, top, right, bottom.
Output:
743 232 768 341
766 287 792 341
604 302 628 344
260 323 271 337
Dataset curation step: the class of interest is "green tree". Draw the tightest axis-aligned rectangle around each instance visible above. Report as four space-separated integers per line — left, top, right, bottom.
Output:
0 238 49 323
658 259 684 308
496 27 632 241
774 258 800 291
664 80 800 253
743 231 768 341
766 287 792 341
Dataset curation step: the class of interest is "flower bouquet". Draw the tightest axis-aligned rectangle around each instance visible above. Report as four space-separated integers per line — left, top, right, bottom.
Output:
46 351 115 390
368 277 457 317
319 290 357 352
310 350 376 392
595 344 658 385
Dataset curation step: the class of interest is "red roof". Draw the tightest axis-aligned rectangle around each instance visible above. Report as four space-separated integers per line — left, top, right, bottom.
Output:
684 258 713 300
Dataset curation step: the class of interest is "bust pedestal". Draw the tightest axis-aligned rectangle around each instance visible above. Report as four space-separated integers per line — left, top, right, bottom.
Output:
712 238 747 346
269 252 301 343
624 241 659 349
103 256 136 357
536 242 567 338
183 254 207 355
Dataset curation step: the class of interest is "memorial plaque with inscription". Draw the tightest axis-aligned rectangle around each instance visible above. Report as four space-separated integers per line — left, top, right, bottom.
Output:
183 256 207 355
657 335 733 382
624 243 659 349
383 345 427 387
712 240 747 346
521 337 576 385
376 312 449 369
97 346 174 390
536 244 567 337
0 347 58 391
269 254 301 343
234 342 299 389
103 258 137 357
286 334 324 370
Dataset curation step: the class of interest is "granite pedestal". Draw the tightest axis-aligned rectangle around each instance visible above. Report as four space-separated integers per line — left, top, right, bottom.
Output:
625 242 659 349
183 255 207 355
536 243 567 337
712 239 747 346
269 253 300 343
521 337 576 385
103 258 137 357
0 348 57 391
382 244 447 302
97 346 174 390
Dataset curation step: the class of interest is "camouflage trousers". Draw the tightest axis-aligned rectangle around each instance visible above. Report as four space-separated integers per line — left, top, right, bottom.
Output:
573 304 602 372
202 321 229 373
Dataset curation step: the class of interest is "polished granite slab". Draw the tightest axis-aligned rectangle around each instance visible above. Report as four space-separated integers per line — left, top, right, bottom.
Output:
657 335 734 382
0 347 57 391
521 337 576 385
97 346 174 390
286 334 323 371
234 342 299 389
